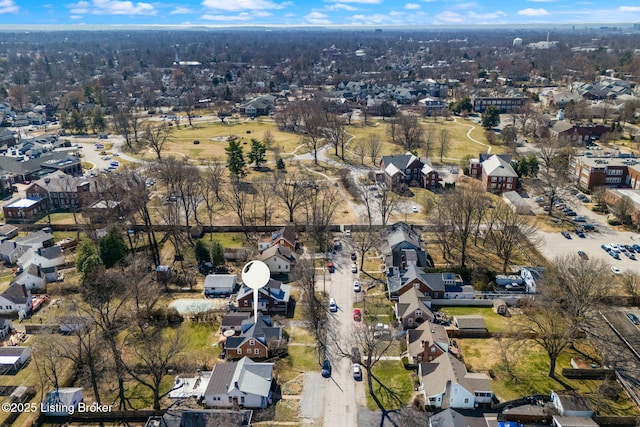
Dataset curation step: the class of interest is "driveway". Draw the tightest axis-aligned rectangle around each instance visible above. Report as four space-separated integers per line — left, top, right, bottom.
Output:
300 372 325 425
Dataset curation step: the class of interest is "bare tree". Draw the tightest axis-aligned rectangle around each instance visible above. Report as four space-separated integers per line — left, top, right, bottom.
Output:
387 114 424 152
300 99 326 165
325 113 348 160
142 122 172 161
366 134 383 167
622 272 640 305
436 186 488 268
437 129 451 162
353 142 367 165
351 225 381 271
358 182 376 226
126 327 185 410
252 178 276 227
610 195 634 225
274 171 311 223
224 180 252 236
306 181 343 252
484 201 540 273
291 258 327 360
376 183 402 226
423 124 435 159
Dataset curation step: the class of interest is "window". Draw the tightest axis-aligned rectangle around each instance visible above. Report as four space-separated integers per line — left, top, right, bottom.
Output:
229 397 233 403
238 348 242 354
241 396 245 404
254 348 260 354
464 398 469 404
243 300 248 306
249 339 255 346
415 309 422 316
408 318 413 324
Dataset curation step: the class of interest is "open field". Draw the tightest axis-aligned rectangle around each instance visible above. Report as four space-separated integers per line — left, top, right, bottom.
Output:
439 307 512 332
367 360 414 411
275 345 320 384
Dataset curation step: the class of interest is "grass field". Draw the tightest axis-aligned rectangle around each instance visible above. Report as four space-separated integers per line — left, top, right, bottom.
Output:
367 360 414 411
275 345 320 384
439 307 512 332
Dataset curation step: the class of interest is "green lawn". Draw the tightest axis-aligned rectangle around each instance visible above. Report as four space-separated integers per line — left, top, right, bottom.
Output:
178 321 221 363
275 345 319 384
367 360 414 411
439 307 512 332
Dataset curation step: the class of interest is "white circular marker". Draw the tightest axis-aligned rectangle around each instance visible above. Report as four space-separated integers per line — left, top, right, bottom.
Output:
242 260 270 290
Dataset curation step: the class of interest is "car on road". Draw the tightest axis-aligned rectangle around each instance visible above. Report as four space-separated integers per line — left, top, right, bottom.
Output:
411 206 418 213
321 359 332 378
351 263 358 274
578 251 588 260
583 224 595 230
575 230 585 238
566 211 577 216
352 363 362 381
561 231 571 239
506 283 525 291
574 216 586 222
345 229 351 238
351 252 357 261
327 261 335 273
353 308 362 322
329 298 338 313
628 313 640 325
612 266 622 275
353 280 361 292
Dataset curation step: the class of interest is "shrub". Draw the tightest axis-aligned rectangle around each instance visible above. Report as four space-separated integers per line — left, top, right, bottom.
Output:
608 217 621 226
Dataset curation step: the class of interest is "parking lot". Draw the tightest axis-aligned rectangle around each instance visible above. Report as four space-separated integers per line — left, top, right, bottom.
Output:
531 193 640 275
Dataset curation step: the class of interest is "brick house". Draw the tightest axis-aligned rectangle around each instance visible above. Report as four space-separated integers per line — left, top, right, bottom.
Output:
258 226 297 252
380 153 424 188
388 265 463 301
395 288 435 330
406 321 449 364
469 154 518 193
224 313 283 360
236 278 291 315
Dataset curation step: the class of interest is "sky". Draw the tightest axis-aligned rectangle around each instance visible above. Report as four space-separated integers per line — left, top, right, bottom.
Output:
0 0 640 27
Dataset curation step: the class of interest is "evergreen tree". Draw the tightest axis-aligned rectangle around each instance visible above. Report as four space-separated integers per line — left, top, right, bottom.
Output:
225 139 246 179
248 138 267 168
194 239 211 264
76 239 100 273
210 239 225 267
277 158 286 170
99 228 129 268
481 105 500 129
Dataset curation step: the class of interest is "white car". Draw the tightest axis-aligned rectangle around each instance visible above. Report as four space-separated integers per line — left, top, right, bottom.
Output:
612 266 622 275
329 298 338 312
411 206 418 213
352 363 362 380
351 263 358 274
353 281 361 292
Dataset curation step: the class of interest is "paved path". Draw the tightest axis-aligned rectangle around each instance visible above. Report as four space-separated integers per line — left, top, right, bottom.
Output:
300 372 325 424
452 117 493 154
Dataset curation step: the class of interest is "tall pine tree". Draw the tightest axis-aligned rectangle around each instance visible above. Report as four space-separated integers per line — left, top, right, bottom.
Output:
225 139 246 179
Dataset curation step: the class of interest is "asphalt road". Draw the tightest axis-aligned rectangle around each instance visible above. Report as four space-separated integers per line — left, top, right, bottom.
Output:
322 245 365 427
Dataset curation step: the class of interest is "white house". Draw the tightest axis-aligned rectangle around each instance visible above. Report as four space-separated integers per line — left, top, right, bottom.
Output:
202 357 273 409
0 284 32 315
11 264 46 291
42 387 84 416
418 353 493 409
204 274 237 297
551 390 594 417
0 346 32 371
258 244 296 275
0 318 12 338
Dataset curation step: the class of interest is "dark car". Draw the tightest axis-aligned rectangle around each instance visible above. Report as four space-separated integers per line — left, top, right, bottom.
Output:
627 313 640 326
321 359 332 378
561 231 571 239
583 224 595 230
566 211 577 217
578 250 588 260
633 244 640 252
575 230 585 238
351 252 357 261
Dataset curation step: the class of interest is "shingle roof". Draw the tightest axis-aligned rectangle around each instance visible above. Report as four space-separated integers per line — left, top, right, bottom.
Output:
482 154 518 178
205 361 238 396
408 321 449 358
1 284 30 304
454 315 487 331
233 357 273 398
396 288 434 321
420 353 492 398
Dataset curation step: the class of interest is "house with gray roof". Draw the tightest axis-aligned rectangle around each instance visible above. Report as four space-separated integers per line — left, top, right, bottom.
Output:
204 274 237 297
395 288 434 330
453 315 488 332
149 408 253 427
387 264 462 301
239 95 276 117
258 244 296 276
428 408 489 427
381 222 431 279
0 284 32 315
379 152 439 189
202 357 274 409
469 153 518 193
418 352 493 409
225 313 284 360
236 278 291 315
407 321 449 365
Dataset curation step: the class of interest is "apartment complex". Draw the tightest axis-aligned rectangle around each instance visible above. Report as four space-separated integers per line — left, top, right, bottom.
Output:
570 154 640 190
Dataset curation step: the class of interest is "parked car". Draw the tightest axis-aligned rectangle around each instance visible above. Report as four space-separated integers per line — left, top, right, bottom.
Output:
329 298 338 313
321 359 332 378
626 245 635 253
575 230 585 238
574 216 586 222
583 224 595 231
578 251 588 260
352 363 363 381
351 263 358 274
561 231 571 239
612 266 622 275
351 252 357 261
327 261 335 273
633 244 640 252
506 283 525 291
411 206 419 213
353 281 361 292
627 313 640 325
566 211 577 217
353 308 362 322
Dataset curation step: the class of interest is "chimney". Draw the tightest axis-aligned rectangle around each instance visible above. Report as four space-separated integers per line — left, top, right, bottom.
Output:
234 381 239 389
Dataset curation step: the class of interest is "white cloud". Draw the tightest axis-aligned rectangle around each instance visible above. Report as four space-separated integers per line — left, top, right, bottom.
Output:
201 0 284 12
518 8 550 16
433 10 464 23
67 0 156 15
620 6 640 12
326 3 358 11
0 0 18 14
325 0 381 4
201 13 252 21
70 14 83 19
170 7 194 14
304 11 331 24
405 3 420 10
